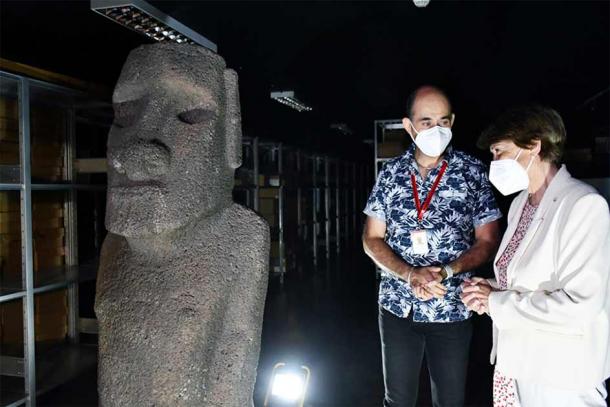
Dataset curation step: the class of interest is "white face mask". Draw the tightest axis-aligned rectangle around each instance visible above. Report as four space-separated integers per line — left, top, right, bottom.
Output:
410 124 452 157
488 149 534 196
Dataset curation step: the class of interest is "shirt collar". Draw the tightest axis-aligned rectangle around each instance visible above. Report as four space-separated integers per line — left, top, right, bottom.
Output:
401 144 455 174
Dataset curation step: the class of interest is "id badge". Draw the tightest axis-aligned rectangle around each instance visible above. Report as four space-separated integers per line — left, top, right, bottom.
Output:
410 229 429 255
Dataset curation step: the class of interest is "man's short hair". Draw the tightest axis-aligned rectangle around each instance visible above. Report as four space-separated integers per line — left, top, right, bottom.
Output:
477 104 566 165
405 85 453 119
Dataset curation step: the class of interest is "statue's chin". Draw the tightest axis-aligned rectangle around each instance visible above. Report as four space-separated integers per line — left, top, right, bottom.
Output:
105 191 181 238
106 218 175 238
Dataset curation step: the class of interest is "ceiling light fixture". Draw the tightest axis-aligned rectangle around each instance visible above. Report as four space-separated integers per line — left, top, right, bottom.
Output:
270 91 312 112
90 0 217 52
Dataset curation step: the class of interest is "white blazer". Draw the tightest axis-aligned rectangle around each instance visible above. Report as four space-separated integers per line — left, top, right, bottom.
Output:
488 165 610 390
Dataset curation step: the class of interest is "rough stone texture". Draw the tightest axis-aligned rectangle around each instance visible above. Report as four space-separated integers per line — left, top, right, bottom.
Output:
95 43 269 407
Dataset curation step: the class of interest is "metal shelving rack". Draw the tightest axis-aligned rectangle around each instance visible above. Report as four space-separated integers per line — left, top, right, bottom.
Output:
0 70 108 406
373 119 404 180
370 119 406 276
257 141 286 281
234 139 364 277
233 136 260 210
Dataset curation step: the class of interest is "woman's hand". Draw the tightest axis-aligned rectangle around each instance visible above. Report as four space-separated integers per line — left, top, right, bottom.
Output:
460 277 493 315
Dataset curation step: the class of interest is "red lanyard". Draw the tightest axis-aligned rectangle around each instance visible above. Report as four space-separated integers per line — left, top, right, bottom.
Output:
410 161 448 222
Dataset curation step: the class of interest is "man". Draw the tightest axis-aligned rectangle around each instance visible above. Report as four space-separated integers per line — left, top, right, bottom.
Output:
95 43 269 406
362 85 502 407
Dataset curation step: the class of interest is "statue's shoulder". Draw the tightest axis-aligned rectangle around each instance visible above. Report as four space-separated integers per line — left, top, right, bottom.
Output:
98 233 128 271
215 204 270 252
101 232 127 254
224 203 270 234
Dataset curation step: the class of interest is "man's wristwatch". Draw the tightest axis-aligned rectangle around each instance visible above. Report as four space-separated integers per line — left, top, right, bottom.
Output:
440 264 455 280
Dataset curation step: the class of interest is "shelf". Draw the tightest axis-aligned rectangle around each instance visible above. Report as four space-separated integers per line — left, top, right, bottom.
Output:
0 342 97 405
0 264 97 304
32 183 105 191
0 165 20 184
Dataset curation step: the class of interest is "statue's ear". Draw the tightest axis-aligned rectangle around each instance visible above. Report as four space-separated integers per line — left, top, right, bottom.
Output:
223 69 242 169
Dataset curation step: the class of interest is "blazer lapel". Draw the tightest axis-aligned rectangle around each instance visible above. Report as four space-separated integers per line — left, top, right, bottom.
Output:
502 166 572 285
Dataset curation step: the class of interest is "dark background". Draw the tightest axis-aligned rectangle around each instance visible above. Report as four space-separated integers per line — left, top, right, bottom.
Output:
1 1 608 406
1 0 608 164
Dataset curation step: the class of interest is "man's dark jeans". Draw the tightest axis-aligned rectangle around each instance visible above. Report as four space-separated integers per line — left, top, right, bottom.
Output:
379 306 473 407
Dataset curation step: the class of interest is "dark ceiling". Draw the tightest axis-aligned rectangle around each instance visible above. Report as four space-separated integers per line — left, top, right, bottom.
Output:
1 0 608 161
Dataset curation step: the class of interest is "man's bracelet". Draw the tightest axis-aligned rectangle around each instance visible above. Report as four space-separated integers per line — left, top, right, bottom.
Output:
407 269 414 286
441 264 455 280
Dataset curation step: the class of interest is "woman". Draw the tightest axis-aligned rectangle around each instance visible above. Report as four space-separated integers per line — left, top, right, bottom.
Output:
461 105 610 406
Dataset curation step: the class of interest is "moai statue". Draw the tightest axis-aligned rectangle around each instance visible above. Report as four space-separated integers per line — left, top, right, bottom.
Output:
95 43 270 406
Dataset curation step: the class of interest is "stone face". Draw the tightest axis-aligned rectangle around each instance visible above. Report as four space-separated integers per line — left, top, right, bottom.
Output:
95 43 269 407
105 43 242 237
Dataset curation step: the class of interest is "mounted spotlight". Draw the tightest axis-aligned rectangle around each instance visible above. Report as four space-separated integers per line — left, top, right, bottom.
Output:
413 0 431 7
264 362 311 407
270 91 313 112
90 0 217 51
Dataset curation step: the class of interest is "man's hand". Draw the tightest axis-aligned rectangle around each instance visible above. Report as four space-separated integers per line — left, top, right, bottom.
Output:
460 277 492 315
410 266 446 300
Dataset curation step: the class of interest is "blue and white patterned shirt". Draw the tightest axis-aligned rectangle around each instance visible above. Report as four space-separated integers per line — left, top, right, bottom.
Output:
364 144 502 322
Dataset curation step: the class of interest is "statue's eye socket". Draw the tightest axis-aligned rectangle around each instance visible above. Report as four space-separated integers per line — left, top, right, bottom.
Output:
113 99 143 129
178 108 215 125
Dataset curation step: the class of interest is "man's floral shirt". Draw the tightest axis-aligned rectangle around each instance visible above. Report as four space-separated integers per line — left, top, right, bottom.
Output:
364 145 502 322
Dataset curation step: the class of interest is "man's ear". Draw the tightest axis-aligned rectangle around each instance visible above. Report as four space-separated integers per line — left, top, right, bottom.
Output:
223 69 242 169
450 113 456 127
402 117 414 138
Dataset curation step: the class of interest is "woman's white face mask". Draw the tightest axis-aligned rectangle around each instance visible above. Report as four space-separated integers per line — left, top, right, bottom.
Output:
410 124 452 157
488 149 534 196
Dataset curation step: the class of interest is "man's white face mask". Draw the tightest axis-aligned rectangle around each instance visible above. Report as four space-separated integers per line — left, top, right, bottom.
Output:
488 149 534 196
410 124 452 157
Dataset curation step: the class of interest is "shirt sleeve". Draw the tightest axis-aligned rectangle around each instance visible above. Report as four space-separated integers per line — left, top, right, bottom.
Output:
470 162 502 228
363 163 392 221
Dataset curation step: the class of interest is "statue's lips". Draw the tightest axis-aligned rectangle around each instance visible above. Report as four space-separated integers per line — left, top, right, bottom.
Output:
109 181 165 194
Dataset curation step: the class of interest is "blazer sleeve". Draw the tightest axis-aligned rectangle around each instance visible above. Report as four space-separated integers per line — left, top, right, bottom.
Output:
489 193 610 330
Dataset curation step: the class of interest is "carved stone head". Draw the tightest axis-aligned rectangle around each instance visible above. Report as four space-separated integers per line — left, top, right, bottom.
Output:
105 43 242 237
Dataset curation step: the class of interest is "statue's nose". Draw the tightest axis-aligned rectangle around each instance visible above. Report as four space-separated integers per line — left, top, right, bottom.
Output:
109 139 170 181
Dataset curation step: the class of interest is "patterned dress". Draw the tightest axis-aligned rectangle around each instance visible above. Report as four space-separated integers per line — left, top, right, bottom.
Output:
493 200 538 407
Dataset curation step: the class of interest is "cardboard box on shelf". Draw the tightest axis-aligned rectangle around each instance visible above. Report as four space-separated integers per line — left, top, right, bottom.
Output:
35 254 64 270
34 290 68 343
33 207 63 220
257 174 266 186
258 198 277 214
35 246 66 258
0 300 23 346
75 158 107 173
378 141 406 158
34 235 64 251
383 128 406 143
0 215 20 234
270 241 280 258
32 217 63 230
0 128 18 142
260 212 276 228
0 291 69 346
35 227 65 241
0 239 20 258
259 187 280 199
0 98 18 119
32 200 63 211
